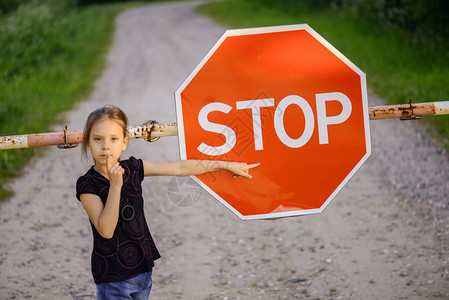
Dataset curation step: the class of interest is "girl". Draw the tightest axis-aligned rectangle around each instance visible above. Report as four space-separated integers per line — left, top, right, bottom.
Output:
76 105 259 300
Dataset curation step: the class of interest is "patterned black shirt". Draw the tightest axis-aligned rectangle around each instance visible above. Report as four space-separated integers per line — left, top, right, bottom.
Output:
76 157 160 284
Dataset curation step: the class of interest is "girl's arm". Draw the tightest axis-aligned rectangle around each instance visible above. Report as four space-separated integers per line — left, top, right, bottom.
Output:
143 160 260 178
80 159 124 239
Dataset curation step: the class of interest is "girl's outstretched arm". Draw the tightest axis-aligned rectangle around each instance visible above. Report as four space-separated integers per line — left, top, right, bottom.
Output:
143 160 260 179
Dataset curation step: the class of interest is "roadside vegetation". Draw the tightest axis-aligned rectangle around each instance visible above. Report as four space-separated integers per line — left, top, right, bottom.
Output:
195 0 449 141
0 0 152 199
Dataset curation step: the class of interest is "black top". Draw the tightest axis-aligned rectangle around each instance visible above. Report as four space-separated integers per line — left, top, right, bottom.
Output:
76 157 160 284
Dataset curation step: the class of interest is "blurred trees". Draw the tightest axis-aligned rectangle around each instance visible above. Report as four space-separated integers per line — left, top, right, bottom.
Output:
0 0 153 14
76 0 152 6
1 0 30 14
253 0 448 48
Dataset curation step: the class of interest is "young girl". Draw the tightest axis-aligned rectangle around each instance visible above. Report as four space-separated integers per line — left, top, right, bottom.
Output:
76 105 259 300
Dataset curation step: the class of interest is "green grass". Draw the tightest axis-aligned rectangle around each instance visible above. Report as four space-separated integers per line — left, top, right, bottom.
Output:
195 0 449 140
0 1 151 200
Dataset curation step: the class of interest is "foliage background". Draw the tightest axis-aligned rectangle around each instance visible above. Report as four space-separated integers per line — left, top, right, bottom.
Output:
0 0 152 199
255 0 448 47
0 0 448 199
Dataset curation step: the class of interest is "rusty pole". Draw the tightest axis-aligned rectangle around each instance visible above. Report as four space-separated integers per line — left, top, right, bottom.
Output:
369 101 449 120
0 101 448 150
0 123 178 150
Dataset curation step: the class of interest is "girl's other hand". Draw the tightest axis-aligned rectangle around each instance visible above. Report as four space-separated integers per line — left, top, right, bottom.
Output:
106 156 124 188
230 162 260 179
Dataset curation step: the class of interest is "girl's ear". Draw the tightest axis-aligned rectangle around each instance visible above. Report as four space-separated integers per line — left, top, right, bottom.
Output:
122 137 129 151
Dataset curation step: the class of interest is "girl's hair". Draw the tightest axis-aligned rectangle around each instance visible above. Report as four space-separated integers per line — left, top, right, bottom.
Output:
81 105 129 158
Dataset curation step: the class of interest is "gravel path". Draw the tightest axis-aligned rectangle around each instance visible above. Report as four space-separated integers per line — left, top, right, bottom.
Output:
0 1 448 299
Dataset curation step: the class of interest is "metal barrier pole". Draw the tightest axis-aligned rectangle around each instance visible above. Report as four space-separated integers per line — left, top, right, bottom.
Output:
369 101 449 120
0 123 178 150
1 101 448 150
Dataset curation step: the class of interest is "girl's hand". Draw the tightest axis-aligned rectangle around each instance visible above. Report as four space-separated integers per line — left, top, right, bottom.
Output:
106 156 124 188
229 162 260 179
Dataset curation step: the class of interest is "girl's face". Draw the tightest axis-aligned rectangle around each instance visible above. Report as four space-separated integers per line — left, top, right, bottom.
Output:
87 118 128 168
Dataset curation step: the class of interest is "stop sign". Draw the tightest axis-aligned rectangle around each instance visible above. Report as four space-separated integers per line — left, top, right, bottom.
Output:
175 24 371 220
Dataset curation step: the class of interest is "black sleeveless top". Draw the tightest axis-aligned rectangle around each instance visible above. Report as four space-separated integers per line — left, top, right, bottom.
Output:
76 157 160 284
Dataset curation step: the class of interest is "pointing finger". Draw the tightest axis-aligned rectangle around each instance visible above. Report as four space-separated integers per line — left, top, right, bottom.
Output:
247 162 260 170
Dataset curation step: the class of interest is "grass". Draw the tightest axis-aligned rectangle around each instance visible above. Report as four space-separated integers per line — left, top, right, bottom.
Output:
0 1 151 200
194 0 449 140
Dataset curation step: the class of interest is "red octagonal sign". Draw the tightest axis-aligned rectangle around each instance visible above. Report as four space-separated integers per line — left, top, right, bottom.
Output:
175 24 371 220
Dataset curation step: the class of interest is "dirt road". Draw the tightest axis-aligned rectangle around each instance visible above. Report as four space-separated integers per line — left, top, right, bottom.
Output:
1 1 448 299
